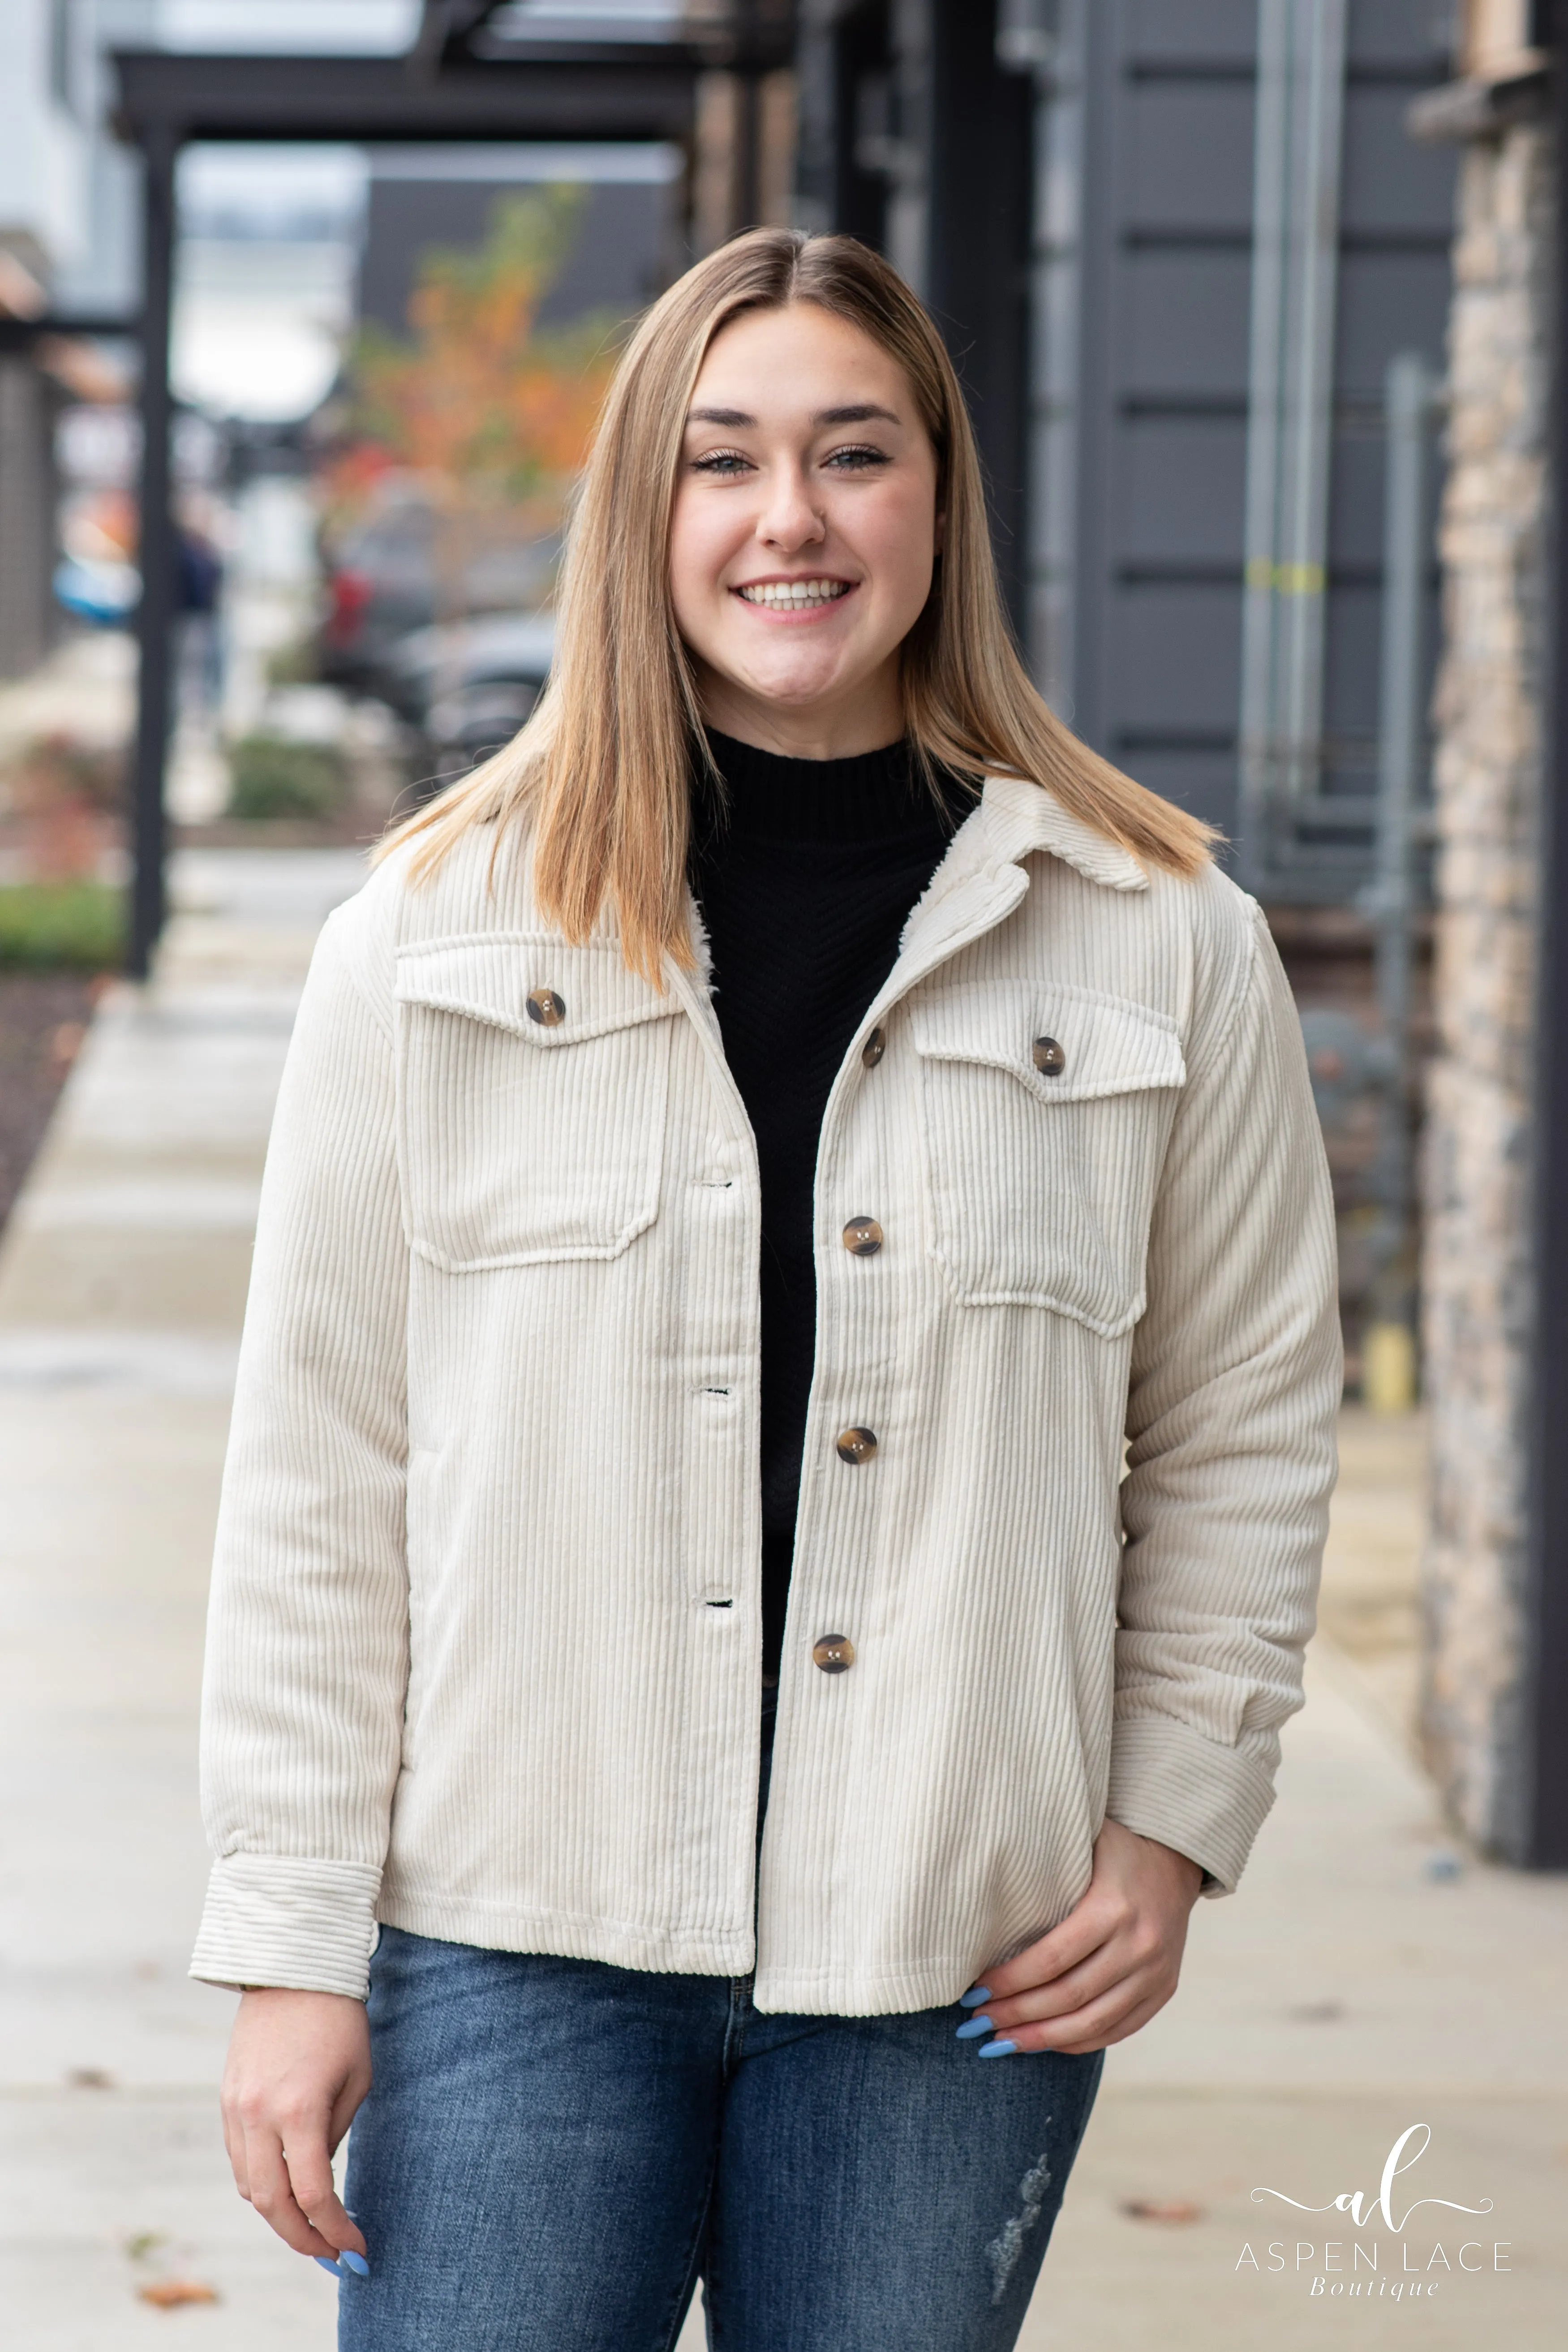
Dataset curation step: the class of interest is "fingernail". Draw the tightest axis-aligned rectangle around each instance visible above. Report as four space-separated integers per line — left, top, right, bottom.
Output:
314 2256 343 2276
959 1986 992 2008
955 2015 993 2039
340 2251 370 2277
977 2038 1018 2059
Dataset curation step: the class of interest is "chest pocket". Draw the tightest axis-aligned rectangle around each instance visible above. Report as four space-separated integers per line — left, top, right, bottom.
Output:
910 980 1186 1337
395 936 679 1272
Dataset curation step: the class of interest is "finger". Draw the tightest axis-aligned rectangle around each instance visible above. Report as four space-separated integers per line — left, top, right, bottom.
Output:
220 2100 250 2202
326 2062 372 2160
979 1940 1139 2033
284 2138 369 2263
240 2125 343 2261
1002 1978 1173 2056
979 1901 1122 2001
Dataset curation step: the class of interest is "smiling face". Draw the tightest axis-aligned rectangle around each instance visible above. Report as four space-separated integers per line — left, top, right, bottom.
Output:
667 301 941 759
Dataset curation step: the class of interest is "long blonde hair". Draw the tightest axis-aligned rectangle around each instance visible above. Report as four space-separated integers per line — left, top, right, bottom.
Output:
380 228 1214 978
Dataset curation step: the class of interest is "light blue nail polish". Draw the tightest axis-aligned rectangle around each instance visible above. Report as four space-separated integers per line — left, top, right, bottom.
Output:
955 2015 993 2038
314 2256 343 2277
959 1986 991 2008
977 2038 1018 2059
340 2251 370 2278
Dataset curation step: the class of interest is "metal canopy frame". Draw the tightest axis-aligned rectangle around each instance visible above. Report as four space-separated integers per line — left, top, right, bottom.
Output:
111 46 710 146
411 2 794 75
110 38 719 977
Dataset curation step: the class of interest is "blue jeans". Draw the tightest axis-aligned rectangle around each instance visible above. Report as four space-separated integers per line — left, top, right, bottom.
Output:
339 1708 1101 2349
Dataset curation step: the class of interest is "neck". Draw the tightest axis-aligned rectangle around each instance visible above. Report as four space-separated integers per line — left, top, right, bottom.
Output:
692 658 904 761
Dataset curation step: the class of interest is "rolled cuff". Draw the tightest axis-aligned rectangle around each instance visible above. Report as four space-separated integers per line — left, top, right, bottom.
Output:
190 1853 383 1998
1105 1711 1280 1896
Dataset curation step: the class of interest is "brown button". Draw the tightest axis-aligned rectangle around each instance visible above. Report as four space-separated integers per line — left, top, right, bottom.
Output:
1032 1034 1066 1076
812 1632 855 1673
835 1426 878 1465
842 1215 884 1256
861 1026 886 1068
527 988 566 1027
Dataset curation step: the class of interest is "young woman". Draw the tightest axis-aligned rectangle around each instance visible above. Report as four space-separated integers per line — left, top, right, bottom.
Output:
195 230 1340 2350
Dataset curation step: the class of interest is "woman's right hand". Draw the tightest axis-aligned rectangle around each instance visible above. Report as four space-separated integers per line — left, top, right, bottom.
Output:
221 1987 373 2269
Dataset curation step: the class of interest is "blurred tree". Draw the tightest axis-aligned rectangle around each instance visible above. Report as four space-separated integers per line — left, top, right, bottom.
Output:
323 185 623 613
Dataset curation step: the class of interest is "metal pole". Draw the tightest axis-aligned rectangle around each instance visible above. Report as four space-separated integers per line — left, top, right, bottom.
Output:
733 0 762 232
1367 352 1434 1342
129 125 176 980
1518 0 1568 1870
1238 0 1348 890
735 69 762 230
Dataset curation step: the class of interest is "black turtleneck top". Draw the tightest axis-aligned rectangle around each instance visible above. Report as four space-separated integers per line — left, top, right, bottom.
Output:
689 730 971 1679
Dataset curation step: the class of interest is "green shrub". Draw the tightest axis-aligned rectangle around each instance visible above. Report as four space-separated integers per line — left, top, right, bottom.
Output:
0 881 123 969
227 734 347 821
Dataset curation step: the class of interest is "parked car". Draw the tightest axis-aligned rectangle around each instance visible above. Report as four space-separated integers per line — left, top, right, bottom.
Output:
384 611 557 786
319 478 559 697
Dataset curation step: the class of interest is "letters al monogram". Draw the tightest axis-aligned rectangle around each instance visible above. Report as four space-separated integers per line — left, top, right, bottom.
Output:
1251 2125 1493 2232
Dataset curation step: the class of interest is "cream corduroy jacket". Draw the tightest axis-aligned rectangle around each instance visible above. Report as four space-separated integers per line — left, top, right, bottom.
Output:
191 775 1340 2015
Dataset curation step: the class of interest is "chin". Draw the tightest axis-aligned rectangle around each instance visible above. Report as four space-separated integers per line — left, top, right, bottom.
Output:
735 659 849 707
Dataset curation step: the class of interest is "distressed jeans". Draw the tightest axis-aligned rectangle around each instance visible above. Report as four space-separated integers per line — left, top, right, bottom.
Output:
337 1932 1100 2352
338 1705 1102 2351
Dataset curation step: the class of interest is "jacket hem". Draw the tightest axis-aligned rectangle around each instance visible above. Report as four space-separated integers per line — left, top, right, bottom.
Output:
375 1890 756 1979
750 1956 979 2017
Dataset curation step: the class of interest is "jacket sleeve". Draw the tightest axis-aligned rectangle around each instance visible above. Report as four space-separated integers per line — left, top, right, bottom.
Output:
1111 894 1341 1893
190 894 409 1997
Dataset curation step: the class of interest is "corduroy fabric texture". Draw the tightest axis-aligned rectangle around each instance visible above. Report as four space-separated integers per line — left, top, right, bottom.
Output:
190 774 1341 2014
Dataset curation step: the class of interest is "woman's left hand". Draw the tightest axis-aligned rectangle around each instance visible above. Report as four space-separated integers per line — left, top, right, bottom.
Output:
962 1818 1205 2055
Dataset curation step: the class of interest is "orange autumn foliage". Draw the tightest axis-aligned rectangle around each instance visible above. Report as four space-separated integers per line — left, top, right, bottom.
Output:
326 185 623 543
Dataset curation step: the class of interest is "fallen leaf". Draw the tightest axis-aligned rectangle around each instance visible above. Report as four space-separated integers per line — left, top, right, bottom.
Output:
125 2232 166 2264
137 2279 219 2308
67 2066 116 2090
1121 2198 1205 2225
1287 2001 1344 2023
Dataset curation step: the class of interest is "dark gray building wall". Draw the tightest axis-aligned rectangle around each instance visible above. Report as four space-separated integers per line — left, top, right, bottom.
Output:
357 175 675 339
1036 0 1457 882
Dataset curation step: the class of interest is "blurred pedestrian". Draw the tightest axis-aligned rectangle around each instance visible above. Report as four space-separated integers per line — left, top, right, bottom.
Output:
176 519 224 721
194 229 1340 2350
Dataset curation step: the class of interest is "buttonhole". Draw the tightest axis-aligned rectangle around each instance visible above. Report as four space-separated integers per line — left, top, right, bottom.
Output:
699 1178 735 1190
702 1385 731 1396
706 1598 734 1609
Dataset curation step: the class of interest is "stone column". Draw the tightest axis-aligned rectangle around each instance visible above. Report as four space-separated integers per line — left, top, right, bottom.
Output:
1421 120 1554 1849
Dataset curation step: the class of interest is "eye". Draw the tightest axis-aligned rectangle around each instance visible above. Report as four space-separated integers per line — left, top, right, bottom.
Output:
823 444 891 471
692 447 754 476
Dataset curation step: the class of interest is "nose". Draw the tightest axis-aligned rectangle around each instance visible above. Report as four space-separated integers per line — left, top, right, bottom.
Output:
756 460 826 555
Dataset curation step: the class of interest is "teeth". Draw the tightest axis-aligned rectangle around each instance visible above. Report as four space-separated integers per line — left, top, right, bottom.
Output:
738 579 851 607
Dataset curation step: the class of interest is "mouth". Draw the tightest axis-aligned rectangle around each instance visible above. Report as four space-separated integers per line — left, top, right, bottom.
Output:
733 577 855 611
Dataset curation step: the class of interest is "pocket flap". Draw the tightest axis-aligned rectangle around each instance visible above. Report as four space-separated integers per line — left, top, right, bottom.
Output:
395 935 678 1047
910 980 1185 1101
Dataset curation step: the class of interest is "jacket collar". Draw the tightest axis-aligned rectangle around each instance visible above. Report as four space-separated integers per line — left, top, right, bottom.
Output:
949 773 1149 895
678 771 1147 994
891 773 1145 967
666 772 1149 1122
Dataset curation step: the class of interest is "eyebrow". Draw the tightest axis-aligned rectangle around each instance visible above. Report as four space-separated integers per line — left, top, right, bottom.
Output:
686 403 902 429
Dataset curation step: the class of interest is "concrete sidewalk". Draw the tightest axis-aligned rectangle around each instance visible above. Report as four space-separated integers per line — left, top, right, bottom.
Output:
0 852 361 2346
0 850 1562 2349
